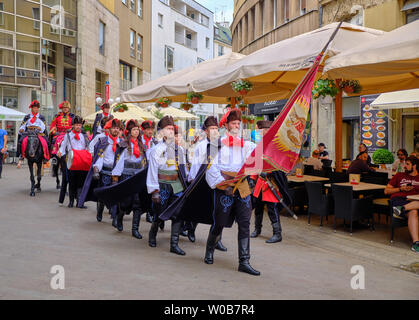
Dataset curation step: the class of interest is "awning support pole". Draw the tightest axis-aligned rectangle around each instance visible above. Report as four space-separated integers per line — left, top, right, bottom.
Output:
335 79 343 173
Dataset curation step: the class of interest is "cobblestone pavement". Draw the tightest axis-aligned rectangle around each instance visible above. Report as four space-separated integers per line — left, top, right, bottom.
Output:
0 164 418 299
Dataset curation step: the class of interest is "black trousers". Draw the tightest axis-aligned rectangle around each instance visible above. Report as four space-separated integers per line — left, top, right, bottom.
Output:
152 183 182 222
210 189 252 240
58 160 68 204
68 170 88 200
254 197 281 225
0 152 3 177
99 172 118 218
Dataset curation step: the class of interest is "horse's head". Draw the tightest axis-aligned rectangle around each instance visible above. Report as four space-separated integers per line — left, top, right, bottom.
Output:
26 132 40 159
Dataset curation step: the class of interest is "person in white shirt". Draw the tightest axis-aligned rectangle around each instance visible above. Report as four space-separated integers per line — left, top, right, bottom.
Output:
112 119 147 239
147 116 188 255
205 108 260 276
58 116 90 208
305 150 323 170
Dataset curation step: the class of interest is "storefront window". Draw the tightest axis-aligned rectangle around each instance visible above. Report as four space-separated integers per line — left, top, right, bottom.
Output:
2 87 18 109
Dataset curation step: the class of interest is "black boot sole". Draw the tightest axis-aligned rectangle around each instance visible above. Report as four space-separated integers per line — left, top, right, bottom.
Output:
238 265 261 276
132 232 143 239
204 258 213 264
170 247 186 255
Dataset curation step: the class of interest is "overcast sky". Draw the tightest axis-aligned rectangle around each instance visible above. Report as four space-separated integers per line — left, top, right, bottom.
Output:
196 0 234 24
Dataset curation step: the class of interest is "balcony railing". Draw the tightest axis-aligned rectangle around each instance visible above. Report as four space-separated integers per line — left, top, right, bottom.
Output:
120 79 133 91
175 31 197 50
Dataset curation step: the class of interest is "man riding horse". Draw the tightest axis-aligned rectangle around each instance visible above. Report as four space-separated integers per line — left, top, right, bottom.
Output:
17 100 50 196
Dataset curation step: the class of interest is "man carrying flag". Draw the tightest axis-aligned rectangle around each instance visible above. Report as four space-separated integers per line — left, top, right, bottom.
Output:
205 108 260 276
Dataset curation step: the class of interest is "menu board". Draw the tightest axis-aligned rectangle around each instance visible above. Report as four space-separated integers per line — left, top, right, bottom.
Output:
360 95 389 152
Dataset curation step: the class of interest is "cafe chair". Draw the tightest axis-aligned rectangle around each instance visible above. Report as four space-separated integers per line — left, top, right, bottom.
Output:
322 159 333 167
331 184 374 235
388 199 409 243
304 164 314 175
288 185 308 215
361 172 389 185
330 171 349 183
305 181 333 226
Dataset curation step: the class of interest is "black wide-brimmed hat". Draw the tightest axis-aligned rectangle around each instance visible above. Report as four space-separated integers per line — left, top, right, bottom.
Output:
72 115 84 125
202 116 218 130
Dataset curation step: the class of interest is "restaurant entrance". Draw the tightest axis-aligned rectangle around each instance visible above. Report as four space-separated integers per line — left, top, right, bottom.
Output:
402 114 419 154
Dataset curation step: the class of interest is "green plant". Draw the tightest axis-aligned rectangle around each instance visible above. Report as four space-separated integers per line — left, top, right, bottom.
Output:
113 103 128 112
238 103 248 112
186 92 203 103
83 124 92 133
312 79 338 99
155 97 172 108
153 109 164 119
231 79 253 94
339 80 362 94
180 103 193 111
372 149 394 164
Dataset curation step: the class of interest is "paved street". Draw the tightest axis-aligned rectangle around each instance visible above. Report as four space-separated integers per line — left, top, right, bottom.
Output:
0 164 418 300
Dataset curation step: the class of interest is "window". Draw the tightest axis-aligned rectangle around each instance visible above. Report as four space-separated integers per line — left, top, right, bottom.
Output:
300 0 306 15
130 0 135 12
200 14 209 27
99 21 105 55
214 27 219 36
165 45 174 70
95 70 104 98
137 34 142 61
137 0 143 17
130 30 135 58
32 8 40 30
122 0 127 5
158 13 163 27
218 45 224 57
0 3 3 26
120 62 132 91
205 37 209 49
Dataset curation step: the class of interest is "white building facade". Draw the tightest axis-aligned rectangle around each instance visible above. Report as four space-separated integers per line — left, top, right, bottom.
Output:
151 0 215 128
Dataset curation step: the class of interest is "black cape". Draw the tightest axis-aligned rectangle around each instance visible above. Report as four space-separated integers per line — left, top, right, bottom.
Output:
94 167 148 208
159 141 222 225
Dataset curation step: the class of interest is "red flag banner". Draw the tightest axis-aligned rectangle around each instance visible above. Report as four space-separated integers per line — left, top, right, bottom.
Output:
217 54 322 188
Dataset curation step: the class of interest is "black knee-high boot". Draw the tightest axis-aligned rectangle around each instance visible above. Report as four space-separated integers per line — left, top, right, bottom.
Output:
266 221 282 243
132 210 142 239
170 220 185 255
250 213 263 238
148 220 159 247
96 202 104 222
238 238 260 276
204 232 220 264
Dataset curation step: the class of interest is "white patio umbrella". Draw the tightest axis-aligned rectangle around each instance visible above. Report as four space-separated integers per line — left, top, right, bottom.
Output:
0 106 26 121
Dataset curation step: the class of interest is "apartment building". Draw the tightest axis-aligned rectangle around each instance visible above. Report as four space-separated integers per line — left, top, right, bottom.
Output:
213 21 232 58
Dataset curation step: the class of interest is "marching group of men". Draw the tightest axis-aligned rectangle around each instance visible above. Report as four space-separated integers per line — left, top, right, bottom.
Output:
17 101 292 276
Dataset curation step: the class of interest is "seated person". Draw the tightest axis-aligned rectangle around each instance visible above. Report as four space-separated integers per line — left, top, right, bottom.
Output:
385 156 419 253
304 150 323 170
355 143 372 165
347 152 376 174
392 149 408 173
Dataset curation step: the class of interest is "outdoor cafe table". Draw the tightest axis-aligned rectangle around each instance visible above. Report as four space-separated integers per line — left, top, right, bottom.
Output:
407 195 419 201
287 175 330 183
324 182 386 192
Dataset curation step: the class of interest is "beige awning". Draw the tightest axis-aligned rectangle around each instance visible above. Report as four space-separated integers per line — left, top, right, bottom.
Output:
121 52 245 104
84 103 158 123
371 89 419 109
324 20 419 95
148 105 199 121
190 22 384 103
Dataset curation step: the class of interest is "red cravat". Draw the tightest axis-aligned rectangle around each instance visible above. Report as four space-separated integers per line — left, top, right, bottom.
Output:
222 134 244 147
143 134 152 149
73 130 80 140
108 134 118 153
131 138 141 158
30 112 38 124
103 112 109 118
